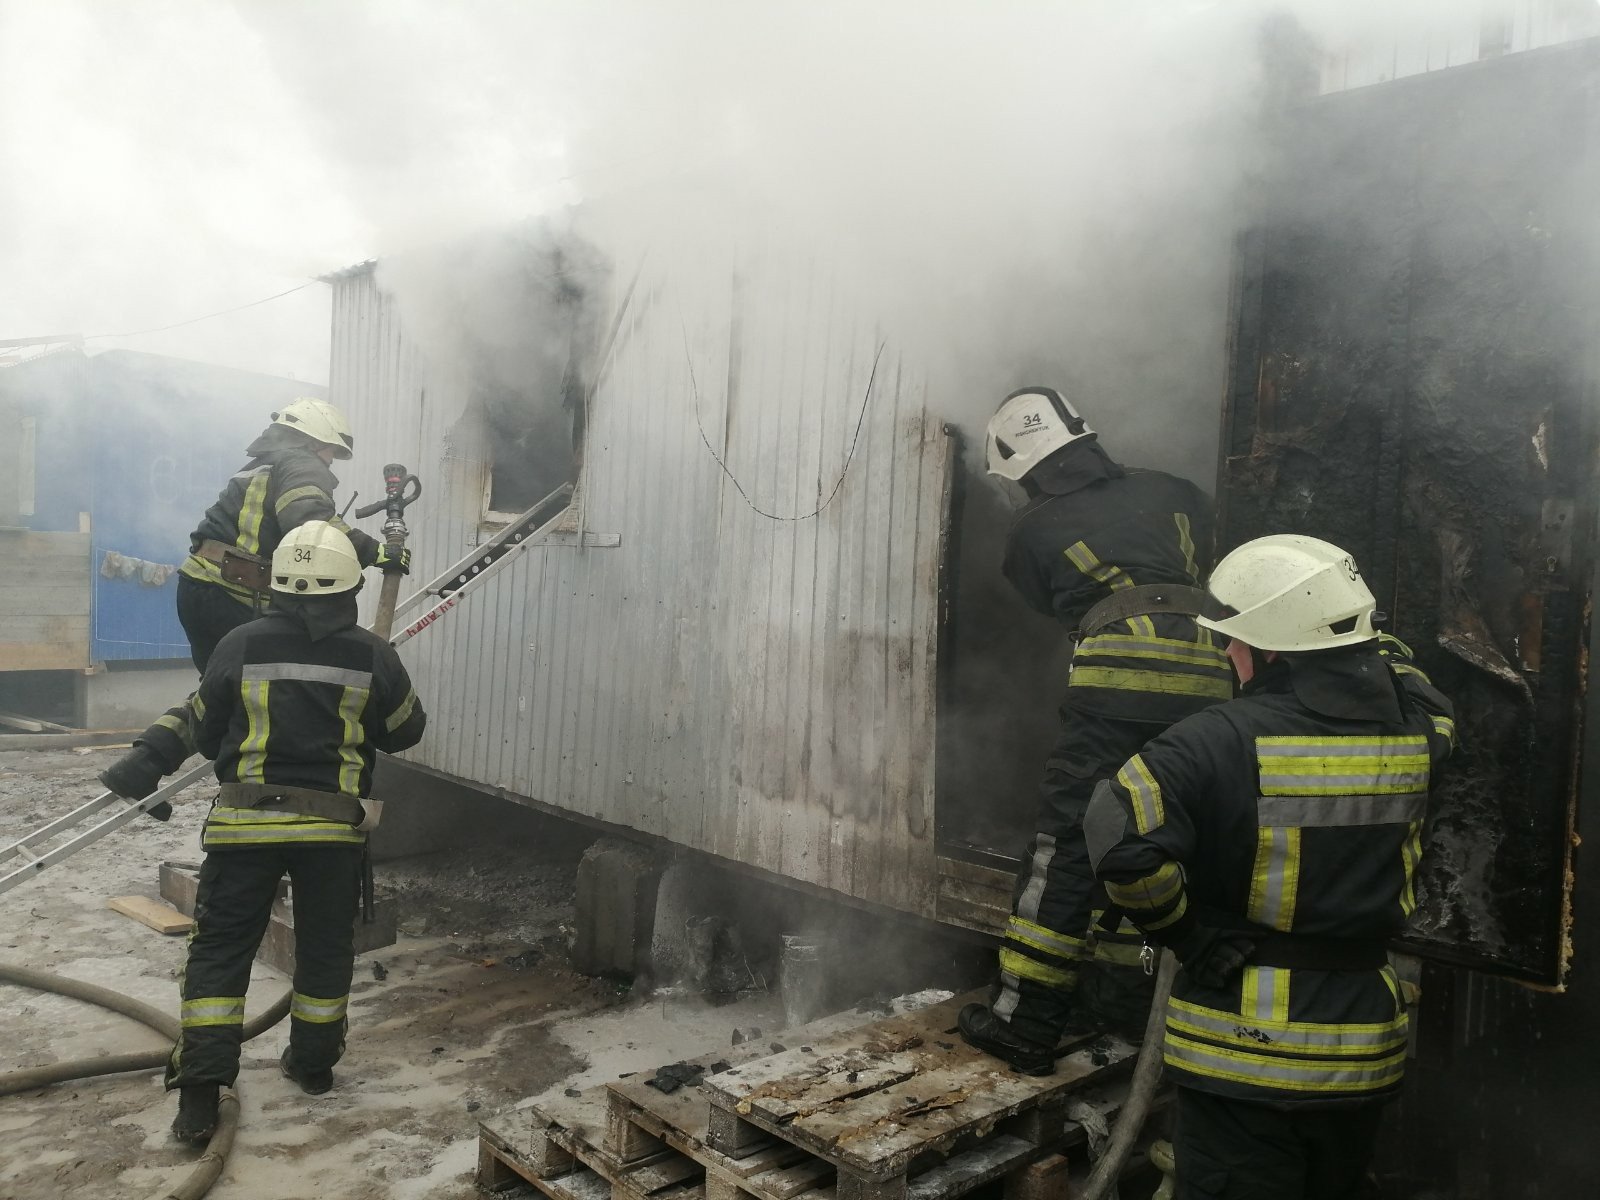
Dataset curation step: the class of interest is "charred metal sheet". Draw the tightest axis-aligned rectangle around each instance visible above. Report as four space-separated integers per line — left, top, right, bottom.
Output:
1219 41 1600 984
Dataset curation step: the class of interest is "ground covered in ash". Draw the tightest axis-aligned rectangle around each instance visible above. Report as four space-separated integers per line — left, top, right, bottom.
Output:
0 747 783 1200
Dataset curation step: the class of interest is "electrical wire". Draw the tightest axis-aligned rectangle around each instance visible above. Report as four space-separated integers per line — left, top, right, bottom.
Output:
687 331 885 522
81 281 318 341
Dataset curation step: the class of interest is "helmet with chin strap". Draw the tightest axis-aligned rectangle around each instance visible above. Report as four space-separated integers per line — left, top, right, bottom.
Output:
271 521 362 596
1198 534 1377 653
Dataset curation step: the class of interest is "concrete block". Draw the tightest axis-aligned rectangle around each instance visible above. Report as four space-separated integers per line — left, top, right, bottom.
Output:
573 836 662 980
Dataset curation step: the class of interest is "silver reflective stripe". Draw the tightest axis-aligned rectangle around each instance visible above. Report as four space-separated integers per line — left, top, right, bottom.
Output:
1259 770 1429 793
1257 738 1427 758
243 662 373 688
1120 757 1163 834
993 969 1023 1020
1015 834 1056 923
1165 1032 1406 1091
291 993 349 1024
1257 792 1428 828
1169 1001 1405 1052
1005 917 1082 959
1251 827 1298 930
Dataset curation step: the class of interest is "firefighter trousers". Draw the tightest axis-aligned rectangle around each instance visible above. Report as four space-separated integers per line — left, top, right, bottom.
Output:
138 577 258 773
1172 1087 1384 1199
992 705 1164 1047
165 843 362 1089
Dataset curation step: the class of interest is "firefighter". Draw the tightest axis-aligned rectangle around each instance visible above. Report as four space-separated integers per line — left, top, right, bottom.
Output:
958 386 1234 1074
167 521 426 1145
1084 535 1455 1198
98 398 409 804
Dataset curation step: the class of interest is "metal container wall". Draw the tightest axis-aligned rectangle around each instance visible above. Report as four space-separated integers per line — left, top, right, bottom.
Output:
329 251 952 917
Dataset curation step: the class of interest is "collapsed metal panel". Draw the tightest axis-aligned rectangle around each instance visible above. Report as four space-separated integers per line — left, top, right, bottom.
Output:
1219 42 1600 983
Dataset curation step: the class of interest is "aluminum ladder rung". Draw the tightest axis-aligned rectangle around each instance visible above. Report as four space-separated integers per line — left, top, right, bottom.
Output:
0 759 212 895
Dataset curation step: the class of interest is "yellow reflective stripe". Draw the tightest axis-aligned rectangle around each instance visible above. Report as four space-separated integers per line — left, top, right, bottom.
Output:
237 680 271 783
1143 892 1188 931
1242 966 1290 1024
1247 826 1300 931
1075 636 1232 669
337 686 369 795
1091 940 1146 967
1257 735 1430 753
1064 540 1133 590
1005 916 1087 960
1175 512 1198 580
191 693 206 720
206 806 347 825
181 996 245 1027
1103 862 1184 913
1167 999 1406 1055
1399 818 1423 916
274 484 330 516
237 472 270 558
154 713 189 736
1164 1031 1406 1092
291 992 349 1024
1069 666 1234 698
998 947 1077 989
1119 755 1165 834
1431 715 1456 744
179 554 262 603
203 825 364 847
385 689 418 733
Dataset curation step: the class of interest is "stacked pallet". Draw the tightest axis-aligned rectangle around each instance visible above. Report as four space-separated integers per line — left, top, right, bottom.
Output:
479 991 1141 1200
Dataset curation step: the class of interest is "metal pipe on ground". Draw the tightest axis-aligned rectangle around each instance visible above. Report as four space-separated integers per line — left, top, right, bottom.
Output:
1077 948 1178 1200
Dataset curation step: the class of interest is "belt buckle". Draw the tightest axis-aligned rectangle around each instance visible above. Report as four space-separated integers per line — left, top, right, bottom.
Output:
1140 943 1155 976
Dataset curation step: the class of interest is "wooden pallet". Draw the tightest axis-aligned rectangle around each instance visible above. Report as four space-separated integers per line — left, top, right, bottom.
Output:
478 990 1138 1200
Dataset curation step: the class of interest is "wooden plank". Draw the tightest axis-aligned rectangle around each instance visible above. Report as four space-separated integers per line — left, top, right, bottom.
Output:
707 1106 774 1159
0 730 139 751
905 1136 1036 1200
622 1153 703 1193
935 875 1010 913
935 856 1017 892
747 1155 835 1199
0 633 90 671
0 586 90 615
931 895 1006 937
477 1138 529 1192
107 895 192 935
542 1168 619 1200
0 707 74 733
1001 1153 1069 1200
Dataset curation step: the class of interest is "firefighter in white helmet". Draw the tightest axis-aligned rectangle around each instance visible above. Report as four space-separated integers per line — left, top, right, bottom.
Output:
1085 535 1455 1196
99 398 409 804
166 521 426 1145
960 386 1233 1074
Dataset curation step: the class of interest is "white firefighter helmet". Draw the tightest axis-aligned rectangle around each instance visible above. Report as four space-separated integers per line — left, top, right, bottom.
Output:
984 386 1094 481
1198 534 1377 653
271 397 355 460
271 521 362 596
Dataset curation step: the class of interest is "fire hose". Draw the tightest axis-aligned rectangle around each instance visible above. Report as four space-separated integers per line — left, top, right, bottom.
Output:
1078 948 1178 1200
0 464 420 1199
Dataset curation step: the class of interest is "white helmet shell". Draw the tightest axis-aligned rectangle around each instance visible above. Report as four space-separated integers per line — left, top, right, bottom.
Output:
984 387 1094 481
272 521 362 596
272 397 355 460
1198 534 1377 653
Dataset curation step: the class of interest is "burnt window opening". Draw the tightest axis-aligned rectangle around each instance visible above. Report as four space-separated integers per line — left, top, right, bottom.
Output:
475 230 612 518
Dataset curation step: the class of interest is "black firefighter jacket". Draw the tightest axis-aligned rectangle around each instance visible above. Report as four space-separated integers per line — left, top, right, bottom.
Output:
192 599 427 850
179 425 380 603
1085 636 1456 1106
1002 440 1232 723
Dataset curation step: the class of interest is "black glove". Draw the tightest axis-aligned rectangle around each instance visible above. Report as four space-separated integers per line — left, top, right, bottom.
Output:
374 544 411 575
145 800 173 822
1168 925 1255 989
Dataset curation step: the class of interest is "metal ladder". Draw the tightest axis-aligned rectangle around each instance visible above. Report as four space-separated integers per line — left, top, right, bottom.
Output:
0 485 578 897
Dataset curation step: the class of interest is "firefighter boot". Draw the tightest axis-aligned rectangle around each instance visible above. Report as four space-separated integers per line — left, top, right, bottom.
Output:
957 1003 1056 1076
171 1084 220 1145
280 1047 334 1095
98 745 173 820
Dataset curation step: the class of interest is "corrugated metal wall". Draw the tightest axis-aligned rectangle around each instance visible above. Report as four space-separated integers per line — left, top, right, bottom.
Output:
329 249 952 918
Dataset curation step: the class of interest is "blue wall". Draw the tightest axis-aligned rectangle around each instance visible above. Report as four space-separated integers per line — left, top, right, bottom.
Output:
1 349 326 662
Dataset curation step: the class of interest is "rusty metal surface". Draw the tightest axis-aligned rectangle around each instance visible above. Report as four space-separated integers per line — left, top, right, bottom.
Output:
329 231 951 917
1220 41 1600 984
